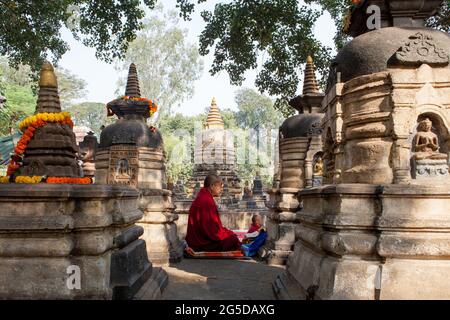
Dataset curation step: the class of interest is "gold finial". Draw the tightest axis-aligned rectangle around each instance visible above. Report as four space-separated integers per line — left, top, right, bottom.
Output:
211 97 217 106
39 62 58 88
302 55 320 95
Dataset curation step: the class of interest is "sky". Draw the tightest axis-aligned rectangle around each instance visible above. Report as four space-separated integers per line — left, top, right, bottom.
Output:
59 0 337 117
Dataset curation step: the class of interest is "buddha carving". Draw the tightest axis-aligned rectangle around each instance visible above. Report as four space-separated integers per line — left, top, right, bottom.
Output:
314 156 323 176
115 159 131 179
413 118 447 161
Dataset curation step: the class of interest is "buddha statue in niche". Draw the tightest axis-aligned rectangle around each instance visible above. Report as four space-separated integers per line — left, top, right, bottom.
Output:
412 118 448 161
314 156 323 176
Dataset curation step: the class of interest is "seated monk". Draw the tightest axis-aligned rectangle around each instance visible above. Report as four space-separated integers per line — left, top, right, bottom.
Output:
186 174 242 252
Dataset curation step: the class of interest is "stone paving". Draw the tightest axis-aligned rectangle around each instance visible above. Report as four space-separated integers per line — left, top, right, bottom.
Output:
158 259 285 300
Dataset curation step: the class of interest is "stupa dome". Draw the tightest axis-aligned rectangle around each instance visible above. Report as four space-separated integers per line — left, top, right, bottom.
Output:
327 27 450 90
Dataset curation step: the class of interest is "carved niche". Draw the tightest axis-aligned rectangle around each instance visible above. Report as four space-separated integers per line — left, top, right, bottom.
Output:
411 117 449 180
108 145 139 187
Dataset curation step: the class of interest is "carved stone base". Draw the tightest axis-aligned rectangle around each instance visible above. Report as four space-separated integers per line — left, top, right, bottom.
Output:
277 184 450 300
111 239 153 300
138 189 184 266
412 159 449 180
133 267 169 300
0 184 157 299
262 190 300 266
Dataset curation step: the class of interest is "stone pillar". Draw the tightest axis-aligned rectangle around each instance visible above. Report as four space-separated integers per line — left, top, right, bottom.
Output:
304 160 313 188
262 137 307 265
263 56 325 265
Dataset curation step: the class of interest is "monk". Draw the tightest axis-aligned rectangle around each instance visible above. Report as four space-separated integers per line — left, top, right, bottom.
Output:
186 174 242 252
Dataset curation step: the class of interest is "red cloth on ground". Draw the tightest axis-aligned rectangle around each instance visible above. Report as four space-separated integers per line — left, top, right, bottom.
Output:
186 188 242 252
247 223 261 234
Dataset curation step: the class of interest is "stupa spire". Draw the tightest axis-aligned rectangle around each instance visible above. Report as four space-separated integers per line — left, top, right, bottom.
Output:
204 97 224 129
36 61 61 113
125 63 141 98
289 56 324 114
302 56 320 95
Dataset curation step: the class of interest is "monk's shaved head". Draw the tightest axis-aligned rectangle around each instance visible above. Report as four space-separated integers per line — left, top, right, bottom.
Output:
204 174 222 188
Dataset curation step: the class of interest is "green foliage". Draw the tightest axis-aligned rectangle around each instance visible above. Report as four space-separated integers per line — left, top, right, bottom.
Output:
0 56 87 135
116 6 203 117
164 134 193 184
0 0 157 72
65 102 115 137
158 112 205 137
234 88 284 130
198 0 332 106
221 108 239 130
161 89 282 187
56 68 87 109
426 1 450 33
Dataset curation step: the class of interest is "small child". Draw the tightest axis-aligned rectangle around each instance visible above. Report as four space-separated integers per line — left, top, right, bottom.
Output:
242 214 267 257
247 214 263 234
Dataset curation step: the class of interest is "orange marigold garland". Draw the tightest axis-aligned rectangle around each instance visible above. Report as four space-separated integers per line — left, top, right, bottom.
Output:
3 111 81 182
46 177 92 184
122 96 158 117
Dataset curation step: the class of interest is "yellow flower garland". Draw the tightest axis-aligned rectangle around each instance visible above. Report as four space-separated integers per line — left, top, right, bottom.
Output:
15 176 43 184
0 176 10 184
19 112 72 132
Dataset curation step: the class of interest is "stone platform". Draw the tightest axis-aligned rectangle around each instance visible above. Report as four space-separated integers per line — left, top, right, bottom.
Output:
0 184 165 299
274 184 450 300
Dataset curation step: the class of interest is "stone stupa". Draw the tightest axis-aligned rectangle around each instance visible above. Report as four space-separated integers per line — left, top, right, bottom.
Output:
19 62 79 178
0 62 160 300
262 56 324 265
187 97 241 201
274 0 450 299
96 63 184 265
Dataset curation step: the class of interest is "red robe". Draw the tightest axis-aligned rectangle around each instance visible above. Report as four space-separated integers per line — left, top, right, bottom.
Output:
186 188 242 252
247 223 261 234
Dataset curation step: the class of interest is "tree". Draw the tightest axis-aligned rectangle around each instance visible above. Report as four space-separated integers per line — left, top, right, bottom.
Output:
65 102 114 137
0 56 87 135
234 88 284 130
56 68 87 109
197 0 332 110
0 0 158 72
179 0 449 116
115 6 203 117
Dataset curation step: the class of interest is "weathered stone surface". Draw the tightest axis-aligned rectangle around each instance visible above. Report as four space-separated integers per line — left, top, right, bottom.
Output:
0 184 156 300
111 239 152 300
276 184 450 300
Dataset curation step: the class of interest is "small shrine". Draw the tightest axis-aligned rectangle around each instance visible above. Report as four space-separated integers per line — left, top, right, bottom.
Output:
262 56 324 265
95 63 184 265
